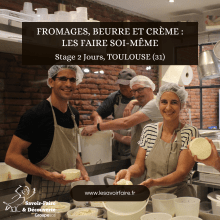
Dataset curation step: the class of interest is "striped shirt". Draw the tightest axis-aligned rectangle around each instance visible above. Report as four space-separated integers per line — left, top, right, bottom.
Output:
138 123 199 158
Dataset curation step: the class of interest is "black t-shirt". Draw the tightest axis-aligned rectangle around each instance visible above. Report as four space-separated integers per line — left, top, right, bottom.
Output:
96 90 134 119
14 100 79 183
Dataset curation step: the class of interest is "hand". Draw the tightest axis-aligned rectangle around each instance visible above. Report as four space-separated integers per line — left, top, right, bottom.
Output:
113 169 131 185
81 125 97 136
188 137 220 168
140 178 155 188
80 171 90 181
47 172 81 185
123 100 138 117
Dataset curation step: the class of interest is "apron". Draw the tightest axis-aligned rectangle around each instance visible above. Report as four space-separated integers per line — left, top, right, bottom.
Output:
24 98 79 202
112 94 131 160
130 105 148 185
145 122 196 197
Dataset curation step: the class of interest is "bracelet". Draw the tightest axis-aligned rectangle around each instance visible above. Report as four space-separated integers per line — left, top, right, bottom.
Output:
97 123 101 131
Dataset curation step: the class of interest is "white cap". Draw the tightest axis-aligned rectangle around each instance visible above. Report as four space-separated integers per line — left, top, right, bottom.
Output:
130 75 155 91
47 65 84 88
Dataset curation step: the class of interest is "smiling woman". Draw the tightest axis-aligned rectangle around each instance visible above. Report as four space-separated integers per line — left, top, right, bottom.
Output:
114 83 199 197
159 92 181 125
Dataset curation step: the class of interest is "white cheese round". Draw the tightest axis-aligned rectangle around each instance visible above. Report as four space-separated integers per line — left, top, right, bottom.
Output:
61 169 81 180
116 179 133 185
189 137 212 160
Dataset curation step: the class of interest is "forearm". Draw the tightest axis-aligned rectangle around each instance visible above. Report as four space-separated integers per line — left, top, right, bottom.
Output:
152 170 187 187
100 117 131 131
81 112 148 136
5 153 50 180
128 163 145 178
113 132 131 145
152 150 195 187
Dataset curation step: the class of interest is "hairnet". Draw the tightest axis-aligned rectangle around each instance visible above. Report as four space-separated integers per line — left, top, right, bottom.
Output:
130 75 155 91
156 83 188 109
47 65 84 88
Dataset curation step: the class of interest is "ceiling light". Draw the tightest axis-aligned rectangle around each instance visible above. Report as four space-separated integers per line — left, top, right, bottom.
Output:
82 68 90 73
169 0 174 2
100 70 104 74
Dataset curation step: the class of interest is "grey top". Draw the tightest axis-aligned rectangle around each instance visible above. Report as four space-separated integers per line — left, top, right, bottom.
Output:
130 98 163 161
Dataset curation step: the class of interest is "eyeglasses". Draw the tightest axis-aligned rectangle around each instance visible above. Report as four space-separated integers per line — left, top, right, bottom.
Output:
131 87 146 95
55 76 77 83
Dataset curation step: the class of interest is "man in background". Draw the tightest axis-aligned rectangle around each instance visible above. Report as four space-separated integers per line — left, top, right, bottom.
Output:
90 68 136 161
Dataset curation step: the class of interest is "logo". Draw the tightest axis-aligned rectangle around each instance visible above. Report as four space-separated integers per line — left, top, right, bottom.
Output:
3 185 36 212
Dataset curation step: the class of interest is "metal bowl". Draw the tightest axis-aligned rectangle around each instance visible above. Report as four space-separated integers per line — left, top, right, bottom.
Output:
197 50 220 80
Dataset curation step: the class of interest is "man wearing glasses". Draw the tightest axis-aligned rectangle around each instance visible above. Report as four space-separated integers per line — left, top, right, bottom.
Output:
5 65 89 201
81 75 163 184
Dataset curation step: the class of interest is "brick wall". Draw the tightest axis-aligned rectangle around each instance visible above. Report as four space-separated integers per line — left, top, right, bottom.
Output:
0 0 157 161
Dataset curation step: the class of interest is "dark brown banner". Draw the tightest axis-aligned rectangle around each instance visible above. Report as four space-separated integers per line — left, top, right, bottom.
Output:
70 185 150 201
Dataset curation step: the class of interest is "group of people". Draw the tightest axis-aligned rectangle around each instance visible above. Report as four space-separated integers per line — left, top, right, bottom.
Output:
5 65 220 201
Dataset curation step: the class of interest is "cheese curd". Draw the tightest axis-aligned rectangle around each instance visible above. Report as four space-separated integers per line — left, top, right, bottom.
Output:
117 179 133 185
61 168 81 180
67 208 98 218
72 209 96 216
189 138 212 160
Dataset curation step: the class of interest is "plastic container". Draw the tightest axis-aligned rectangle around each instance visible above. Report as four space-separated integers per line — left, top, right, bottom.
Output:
36 8 48 21
22 2 35 15
199 201 212 213
174 197 200 217
79 128 113 165
69 11 77 22
41 202 70 220
103 200 148 220
172 217 203 220
199 172 220 184
141 213 172 220
197 163 219 174
207 191 220 215
48 14 57 22
0 163 9 182
0 9 35 22
76 7 88 22
0 163 27 181
8 165 27 180
67 207 98 219
55 11 71 22
151 193 177 217
71 180 94 208
90 201 104 208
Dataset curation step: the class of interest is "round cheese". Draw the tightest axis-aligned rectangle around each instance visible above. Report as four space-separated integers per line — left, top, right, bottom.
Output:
61 169 81 180
116 179 133 185
189 137 212 160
